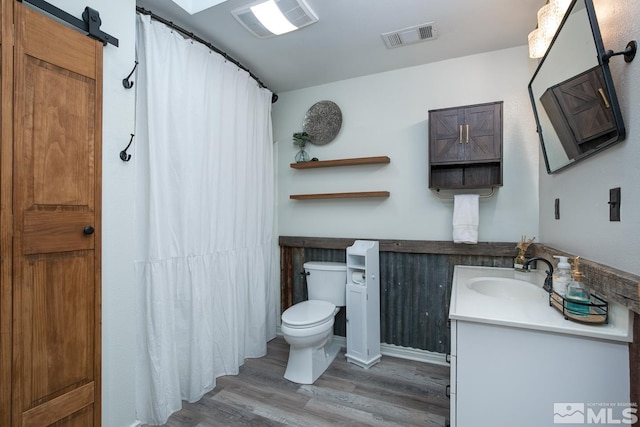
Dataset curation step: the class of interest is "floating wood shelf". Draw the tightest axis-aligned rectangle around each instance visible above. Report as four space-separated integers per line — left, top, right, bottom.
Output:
290 156 390 169
290 191 390 200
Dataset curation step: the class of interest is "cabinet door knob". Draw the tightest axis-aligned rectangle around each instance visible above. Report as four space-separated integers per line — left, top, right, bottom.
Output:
83 225 95 235
466 124 470 143
459 125 463 144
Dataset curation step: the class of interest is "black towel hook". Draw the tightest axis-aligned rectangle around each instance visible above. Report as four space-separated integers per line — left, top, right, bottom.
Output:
122 61 138 89
120 134 134 161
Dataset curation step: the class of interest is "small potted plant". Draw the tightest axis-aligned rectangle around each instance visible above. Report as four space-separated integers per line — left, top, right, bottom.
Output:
293 131 311 162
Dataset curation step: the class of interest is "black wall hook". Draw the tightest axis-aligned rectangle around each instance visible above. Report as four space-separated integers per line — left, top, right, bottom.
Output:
122 61 138 89
120 134 134 161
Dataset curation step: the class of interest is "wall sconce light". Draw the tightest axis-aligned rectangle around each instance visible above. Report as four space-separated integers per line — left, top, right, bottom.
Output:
232 0 318 39
528 0 571 59
527 28 547 59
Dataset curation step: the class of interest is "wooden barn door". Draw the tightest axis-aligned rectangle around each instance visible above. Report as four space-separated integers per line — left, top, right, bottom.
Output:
11 3 102 426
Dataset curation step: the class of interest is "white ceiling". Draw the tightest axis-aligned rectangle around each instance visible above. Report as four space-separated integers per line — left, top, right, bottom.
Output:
135 0 544 94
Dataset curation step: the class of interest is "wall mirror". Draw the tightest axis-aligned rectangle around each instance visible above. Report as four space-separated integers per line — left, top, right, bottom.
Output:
528 0 631 174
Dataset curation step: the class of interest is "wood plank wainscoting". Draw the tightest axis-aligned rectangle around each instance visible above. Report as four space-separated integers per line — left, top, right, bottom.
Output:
280 237 640 409
279 237 518 354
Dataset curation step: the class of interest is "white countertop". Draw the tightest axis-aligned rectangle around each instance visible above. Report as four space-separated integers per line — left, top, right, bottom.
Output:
449 265 633 342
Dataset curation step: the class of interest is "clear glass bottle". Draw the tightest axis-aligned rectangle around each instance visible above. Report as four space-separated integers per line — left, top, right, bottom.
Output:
295 147 310 163
565 257 590 316
552 255 571 296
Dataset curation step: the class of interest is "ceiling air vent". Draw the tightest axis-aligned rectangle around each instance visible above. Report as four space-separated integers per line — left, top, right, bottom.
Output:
381 22 437 49
232 0 318 39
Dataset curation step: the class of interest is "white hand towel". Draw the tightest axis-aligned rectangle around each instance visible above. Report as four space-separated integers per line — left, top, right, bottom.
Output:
453 194 479 244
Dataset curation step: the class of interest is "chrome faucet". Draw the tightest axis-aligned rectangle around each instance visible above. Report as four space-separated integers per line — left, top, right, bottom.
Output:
523 257 554 293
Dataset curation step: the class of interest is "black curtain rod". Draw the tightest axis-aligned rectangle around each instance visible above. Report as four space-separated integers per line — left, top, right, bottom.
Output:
136 6 277 103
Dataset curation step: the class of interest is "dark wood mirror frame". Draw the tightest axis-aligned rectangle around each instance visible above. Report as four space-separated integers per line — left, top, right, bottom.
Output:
528 0 630 174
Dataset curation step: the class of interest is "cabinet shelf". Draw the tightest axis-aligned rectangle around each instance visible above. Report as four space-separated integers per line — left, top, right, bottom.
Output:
290 191 389 200
290 156 390 169
430 162 502 190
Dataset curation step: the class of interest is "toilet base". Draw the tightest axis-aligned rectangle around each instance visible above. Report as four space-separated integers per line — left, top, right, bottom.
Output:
284 336 341 384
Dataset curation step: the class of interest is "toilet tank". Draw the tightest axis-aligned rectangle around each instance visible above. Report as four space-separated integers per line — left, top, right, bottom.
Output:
304 261 347 307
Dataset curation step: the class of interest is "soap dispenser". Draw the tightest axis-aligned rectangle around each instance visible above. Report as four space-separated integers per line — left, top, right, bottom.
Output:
552 255 571 296
565 256 590 316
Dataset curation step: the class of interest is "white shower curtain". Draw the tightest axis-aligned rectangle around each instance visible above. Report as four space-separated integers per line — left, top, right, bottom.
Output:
134 15 276 425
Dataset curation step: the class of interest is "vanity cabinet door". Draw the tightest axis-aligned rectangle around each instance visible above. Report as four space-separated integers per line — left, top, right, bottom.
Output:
454 320 630 427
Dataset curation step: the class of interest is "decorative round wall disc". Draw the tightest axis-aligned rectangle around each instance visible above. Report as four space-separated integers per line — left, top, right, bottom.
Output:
302 100 342 145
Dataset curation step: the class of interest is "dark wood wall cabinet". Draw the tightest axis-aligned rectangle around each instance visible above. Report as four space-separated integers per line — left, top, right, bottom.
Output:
540 66 617 159
428 101 503 190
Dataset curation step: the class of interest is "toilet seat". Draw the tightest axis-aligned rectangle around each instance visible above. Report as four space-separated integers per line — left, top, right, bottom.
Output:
281 300 336 329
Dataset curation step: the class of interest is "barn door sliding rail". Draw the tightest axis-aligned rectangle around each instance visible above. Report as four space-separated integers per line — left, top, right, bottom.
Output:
17 0 119 47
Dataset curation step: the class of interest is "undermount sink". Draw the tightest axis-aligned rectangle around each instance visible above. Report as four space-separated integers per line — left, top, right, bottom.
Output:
466 277 547 301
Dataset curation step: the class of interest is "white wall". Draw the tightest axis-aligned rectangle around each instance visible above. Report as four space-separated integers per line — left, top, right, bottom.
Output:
539 0 640 275
46 1 137 426
274 46 539 243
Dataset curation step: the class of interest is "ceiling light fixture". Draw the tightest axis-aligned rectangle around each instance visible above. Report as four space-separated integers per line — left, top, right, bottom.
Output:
250 0 297 35
528 0 571 59
232 0 318 39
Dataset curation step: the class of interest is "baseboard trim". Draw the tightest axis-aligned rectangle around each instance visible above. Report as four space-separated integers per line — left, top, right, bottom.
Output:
275 327 448 367
380 342 448 366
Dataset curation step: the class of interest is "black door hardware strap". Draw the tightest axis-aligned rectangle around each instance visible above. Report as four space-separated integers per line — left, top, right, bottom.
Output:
17 0 119 47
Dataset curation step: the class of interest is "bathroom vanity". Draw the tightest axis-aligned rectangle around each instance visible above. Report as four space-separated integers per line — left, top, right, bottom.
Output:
448 266 633 427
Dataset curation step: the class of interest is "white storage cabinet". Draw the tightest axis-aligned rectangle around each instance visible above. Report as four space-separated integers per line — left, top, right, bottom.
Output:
345 240 381 368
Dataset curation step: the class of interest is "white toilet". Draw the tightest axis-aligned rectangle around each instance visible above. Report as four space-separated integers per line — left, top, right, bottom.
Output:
280 261 347 384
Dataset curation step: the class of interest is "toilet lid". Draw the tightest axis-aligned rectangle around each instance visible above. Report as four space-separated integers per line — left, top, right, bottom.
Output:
303 261 346 271
281 300 336 328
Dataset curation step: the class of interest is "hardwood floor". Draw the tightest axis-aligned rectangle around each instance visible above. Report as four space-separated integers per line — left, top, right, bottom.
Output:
150 337 450 426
